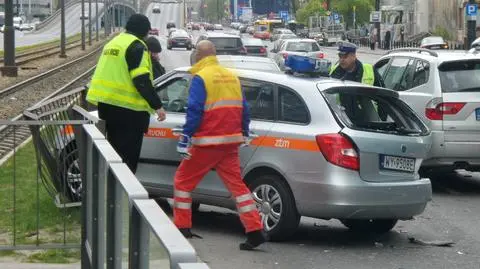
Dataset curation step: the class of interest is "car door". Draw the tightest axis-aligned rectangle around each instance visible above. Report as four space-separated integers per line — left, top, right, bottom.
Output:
136 72 192 193
238 78 276 169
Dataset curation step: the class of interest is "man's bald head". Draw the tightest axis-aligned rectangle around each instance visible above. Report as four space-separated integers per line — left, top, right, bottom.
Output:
195 40 216 63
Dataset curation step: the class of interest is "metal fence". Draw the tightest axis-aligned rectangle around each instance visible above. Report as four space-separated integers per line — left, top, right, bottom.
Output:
0 87 210 268
75 106 209 269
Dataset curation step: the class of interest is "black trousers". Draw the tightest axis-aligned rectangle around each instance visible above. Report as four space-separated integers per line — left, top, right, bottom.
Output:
105 122 144 173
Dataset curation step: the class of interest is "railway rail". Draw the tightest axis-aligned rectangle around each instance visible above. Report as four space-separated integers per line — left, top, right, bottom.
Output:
0 66 95 163
0 39 82 67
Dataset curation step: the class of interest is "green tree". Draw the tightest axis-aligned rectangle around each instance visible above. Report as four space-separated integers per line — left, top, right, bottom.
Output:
296 0 374 27
204 0 226 23
331 0 374 28
295 0 327 25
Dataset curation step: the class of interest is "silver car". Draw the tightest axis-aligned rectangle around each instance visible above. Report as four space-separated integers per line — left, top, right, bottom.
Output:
273 39 325 70
136 67 432 240
216 55 281 73
375 48 480 177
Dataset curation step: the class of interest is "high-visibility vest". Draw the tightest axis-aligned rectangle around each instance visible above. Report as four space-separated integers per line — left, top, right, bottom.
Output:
188 56 245 146
329 63 375 86
86 32 154 113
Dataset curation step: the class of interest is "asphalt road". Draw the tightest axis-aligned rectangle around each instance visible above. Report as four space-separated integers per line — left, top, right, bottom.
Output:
146 10 480 268
0 3 104 50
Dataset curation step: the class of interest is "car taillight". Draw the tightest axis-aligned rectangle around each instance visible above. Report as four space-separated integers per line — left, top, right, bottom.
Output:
425 101 466 120
282 53 288 59
316 52 325 58
316 134 359 171
259 47 266 53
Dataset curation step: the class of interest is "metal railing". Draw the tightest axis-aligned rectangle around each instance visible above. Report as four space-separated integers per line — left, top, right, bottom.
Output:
75 105 209 268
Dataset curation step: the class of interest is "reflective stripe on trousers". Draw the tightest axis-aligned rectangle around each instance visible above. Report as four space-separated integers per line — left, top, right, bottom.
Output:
191 134 244 146
173 145 263 232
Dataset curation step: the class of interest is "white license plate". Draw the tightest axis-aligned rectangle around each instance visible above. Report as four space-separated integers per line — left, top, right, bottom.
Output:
178 42 185 45
379 154 415 173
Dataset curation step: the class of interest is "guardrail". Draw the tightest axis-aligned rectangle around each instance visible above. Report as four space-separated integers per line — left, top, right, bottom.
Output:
74 105 209 269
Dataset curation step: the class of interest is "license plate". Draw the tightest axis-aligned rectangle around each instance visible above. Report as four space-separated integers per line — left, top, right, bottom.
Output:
178 42 184 45
430 45 440 49
476 108 480 121
379 154 415 173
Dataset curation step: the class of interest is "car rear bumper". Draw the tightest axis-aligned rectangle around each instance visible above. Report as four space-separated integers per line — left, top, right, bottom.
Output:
422 130 480 170
287 167 432 220
246 53 267 57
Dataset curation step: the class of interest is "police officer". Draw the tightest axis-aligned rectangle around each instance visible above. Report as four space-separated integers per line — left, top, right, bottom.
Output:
146 36 166 79
86 14 166 173
329 41 385 87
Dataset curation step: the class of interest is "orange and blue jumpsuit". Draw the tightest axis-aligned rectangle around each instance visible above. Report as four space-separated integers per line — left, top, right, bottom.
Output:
173 56 263 233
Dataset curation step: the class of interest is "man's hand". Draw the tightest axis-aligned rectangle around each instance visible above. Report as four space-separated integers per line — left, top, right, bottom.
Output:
177 134 192 160
156 107 166 121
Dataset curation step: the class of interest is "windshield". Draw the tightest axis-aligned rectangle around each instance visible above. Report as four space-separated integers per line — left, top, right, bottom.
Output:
285 42 320 52
439 60 480 92
219 60 280 72
172 31 189 38
323 87 429 136
255 25 268 32
242 38 264 46
210 37 242 49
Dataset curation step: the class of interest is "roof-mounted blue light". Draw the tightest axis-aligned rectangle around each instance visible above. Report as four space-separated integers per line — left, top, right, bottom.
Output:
284 55 332 77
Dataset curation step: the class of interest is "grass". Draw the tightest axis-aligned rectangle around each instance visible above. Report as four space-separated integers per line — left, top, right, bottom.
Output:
0 33 83 57
0 141 81 263
26 249 80 263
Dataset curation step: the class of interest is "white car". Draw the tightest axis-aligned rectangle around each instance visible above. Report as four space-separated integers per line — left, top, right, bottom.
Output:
214 24 223 30
273 39 325 70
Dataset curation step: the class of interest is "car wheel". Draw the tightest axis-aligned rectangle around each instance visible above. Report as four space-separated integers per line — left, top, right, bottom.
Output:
340 219 398 233
246 174 300 241
59 142 82 203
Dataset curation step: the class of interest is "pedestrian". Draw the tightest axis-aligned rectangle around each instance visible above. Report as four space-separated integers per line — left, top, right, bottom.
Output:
329 41 385 87
370 31 376 50
86 14 166 173
385 30 391 50
146 36 166 79
173 40 267 251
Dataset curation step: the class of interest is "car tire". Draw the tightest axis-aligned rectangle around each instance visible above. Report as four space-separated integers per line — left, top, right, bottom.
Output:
246 174 300 241
58 142 82 203
340 219 398 233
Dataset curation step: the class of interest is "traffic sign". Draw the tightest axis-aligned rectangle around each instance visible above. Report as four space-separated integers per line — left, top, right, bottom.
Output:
279 10 289 19
466 3 478 16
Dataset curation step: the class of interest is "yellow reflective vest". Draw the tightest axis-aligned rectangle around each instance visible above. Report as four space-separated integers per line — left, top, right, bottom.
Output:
329 63 375 86
86 32 155 114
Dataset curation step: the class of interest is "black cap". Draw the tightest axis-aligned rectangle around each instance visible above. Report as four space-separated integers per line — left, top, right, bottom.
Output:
146 36 162 53
125 14 151 37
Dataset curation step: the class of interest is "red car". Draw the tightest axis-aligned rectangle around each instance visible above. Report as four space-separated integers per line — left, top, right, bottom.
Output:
149 28 159 36
253 31 270 40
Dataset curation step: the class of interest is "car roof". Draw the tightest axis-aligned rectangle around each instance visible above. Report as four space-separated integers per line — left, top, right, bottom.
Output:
202 32 240 38
381 49 480 64
172 66 382 94
216 55 275 63
283 38 316 43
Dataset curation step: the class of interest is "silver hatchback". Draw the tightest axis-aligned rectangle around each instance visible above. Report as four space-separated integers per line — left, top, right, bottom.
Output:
375 49 480 175
136 68 433 240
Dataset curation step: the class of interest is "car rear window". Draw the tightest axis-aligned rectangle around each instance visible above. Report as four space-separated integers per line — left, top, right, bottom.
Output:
209 37 242 49
172 31 189 38
439 60 480 92
323 87 429 136
242 38 263 46
286 42 320 52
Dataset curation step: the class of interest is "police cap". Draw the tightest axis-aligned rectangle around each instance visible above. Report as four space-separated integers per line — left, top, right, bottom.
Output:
337 41 357 55
125 14 152 37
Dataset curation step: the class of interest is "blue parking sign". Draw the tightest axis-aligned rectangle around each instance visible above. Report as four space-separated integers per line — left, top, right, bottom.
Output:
466 4 478 16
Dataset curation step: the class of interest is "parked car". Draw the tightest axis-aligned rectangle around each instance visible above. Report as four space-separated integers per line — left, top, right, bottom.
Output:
190 32 247 65
242 38 268 57
273 39 325 70
152 4 161 13
420 36 449 50
192 23 201 30
246 26 255 35
214 24 223 30
270 28 294 42
239 24 247 33
216 55 281 73
166 22 176 30
271 33 298 53
125 66 432 240
374 48 480 178
204 23 214 31
149 28 159 36
167 29 193 50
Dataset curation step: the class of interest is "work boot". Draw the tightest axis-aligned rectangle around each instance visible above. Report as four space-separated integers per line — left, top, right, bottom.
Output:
239 230 267 251
179 228 203 239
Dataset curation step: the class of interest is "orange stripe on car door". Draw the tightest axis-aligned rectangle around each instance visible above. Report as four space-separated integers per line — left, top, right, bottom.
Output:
144 128 178 139
251 136 319 152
